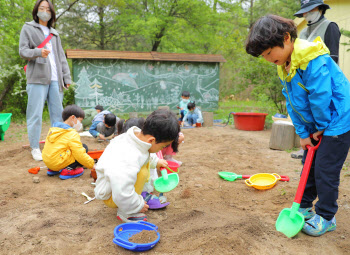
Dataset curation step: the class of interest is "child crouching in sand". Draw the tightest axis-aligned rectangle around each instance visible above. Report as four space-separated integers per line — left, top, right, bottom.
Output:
42 105 95 180
94 109 180 222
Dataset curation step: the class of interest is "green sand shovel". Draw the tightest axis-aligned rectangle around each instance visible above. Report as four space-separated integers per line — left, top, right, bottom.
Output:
154 169 179 193
275 136 322 238
218 172 290 182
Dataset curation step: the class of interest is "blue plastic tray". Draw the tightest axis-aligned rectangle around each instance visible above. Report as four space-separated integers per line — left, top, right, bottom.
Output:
113 221 160 251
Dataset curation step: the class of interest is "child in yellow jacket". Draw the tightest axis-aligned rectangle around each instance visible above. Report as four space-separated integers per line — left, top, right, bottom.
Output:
42 104 95 180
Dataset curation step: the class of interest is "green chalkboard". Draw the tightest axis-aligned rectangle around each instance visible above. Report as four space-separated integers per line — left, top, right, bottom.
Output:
72 59 220 113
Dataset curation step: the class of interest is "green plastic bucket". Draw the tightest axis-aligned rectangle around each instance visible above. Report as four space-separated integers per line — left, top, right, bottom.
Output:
0 113 12 141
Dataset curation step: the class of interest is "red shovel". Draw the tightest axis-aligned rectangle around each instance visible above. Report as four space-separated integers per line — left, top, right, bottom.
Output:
276 135 322 238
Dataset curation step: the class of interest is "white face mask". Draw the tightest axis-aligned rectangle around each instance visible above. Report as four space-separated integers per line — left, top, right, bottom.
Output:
73 118 83 132
37 11 51 22
182 99 189 103
304 10 321 24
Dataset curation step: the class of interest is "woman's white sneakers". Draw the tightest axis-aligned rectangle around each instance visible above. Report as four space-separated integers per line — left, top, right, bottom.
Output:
31 148 43 161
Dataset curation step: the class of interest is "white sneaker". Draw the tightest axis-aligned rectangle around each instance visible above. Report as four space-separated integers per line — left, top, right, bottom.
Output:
31 148 43 161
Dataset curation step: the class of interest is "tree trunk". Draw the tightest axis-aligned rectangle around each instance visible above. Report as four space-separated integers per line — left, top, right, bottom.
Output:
98 6 105 50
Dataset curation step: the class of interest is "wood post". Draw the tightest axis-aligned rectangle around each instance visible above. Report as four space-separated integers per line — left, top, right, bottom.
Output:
202 112 213 127
158 106 170 111
269 121 296 150
129 112 138 118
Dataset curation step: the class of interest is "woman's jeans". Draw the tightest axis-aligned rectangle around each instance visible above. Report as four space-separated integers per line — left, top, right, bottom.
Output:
26 81 63 149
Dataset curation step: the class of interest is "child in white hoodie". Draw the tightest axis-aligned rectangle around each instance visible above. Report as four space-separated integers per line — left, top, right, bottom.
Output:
94 109 180 222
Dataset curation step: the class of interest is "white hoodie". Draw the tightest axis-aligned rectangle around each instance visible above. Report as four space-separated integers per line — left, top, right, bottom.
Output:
94 126 158 214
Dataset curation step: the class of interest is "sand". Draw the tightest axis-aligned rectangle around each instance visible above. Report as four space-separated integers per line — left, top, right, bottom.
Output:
1 123 350 254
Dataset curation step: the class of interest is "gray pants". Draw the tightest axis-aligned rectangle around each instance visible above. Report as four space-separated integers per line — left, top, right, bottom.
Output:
96 122 116 137
26 81 63 149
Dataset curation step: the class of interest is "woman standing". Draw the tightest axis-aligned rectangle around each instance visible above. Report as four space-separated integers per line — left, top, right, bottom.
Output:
19 0 71 161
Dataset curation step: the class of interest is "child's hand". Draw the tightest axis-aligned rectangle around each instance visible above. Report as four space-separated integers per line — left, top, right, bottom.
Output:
181 121 184 127
98 134 105 140
180 107 183 110
156 159 168 170
41 49 50 58
300 137 313 150
178 133 184 144
139 201 149 213
192 124 196 127
312 130 324 141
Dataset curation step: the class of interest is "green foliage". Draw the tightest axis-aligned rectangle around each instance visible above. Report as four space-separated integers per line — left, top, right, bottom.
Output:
340 29 350 52
0 0 309 122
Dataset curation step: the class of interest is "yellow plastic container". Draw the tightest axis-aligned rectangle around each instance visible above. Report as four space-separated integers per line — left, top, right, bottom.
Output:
245 173 281 190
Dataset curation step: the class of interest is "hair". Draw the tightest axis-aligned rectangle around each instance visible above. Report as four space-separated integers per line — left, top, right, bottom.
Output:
187 102 196 111
245 15 297 57
181 91 190 98
318 5 328 15
62 104 85 121
95 105 104 111
142 109 180 152
32 0 56 28
121 118 145 134
104 113 116 127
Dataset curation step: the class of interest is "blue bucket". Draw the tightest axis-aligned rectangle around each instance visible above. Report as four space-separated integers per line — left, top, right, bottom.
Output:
113 221 160 251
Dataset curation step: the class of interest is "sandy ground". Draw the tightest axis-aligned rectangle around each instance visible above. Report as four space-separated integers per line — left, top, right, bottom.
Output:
1 122 350 255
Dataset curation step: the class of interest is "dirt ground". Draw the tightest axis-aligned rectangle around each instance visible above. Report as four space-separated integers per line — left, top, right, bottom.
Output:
1 122 350 255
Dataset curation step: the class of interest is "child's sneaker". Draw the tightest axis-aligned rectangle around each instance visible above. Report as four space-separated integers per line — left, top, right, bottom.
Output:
298 207 315 220
59 167 84 180
302 214 336 237
117 210 147 222
47 169 61 176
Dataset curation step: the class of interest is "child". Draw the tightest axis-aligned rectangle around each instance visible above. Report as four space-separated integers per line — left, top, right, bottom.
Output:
178 91 190 121
42 105 95 180
89 105 119 141
94 109 180 222
182 102 203 127
246 14 350 237
117 117 145 134
162 132 184 166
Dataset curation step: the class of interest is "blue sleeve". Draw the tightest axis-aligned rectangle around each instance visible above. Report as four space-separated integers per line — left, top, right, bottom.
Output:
183 112 188 122
89 121 100 138
196 109 203 123
281 85 310 139
305 58 333 132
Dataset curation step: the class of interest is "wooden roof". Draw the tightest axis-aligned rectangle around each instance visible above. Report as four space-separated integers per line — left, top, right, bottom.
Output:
65 49 226 63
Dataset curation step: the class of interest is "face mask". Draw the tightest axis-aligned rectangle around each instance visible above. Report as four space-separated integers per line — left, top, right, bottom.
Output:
304 10 321 24
37 11 51 22
73 118 83 132
182 99 189 103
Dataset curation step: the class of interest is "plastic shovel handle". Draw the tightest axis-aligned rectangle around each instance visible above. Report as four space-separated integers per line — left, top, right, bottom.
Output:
294 135 322 204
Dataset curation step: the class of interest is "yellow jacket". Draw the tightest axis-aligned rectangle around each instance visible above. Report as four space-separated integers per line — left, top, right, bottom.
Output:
42 123 95 171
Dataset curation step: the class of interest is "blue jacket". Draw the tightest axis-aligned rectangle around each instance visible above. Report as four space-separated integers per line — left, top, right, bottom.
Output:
278 37 350 139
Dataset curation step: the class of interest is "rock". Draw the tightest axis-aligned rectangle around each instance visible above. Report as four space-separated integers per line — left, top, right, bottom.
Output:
195 184 203 188
33 177 40 183
341 235 346 239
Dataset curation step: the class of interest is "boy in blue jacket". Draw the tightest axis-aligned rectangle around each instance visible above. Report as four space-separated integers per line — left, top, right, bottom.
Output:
246 14 350 237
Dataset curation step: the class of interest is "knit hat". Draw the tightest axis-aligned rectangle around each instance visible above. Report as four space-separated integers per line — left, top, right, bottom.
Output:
294 0 330 18
95 105 104 111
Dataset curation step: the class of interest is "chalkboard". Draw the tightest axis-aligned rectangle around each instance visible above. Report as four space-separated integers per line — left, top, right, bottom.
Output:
72 59 220 113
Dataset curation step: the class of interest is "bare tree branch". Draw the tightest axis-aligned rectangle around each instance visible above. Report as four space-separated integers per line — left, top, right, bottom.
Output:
56 0 81 22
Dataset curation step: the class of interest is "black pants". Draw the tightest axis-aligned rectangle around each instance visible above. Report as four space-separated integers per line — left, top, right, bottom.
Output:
300 131 350 220
64 144 88 170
